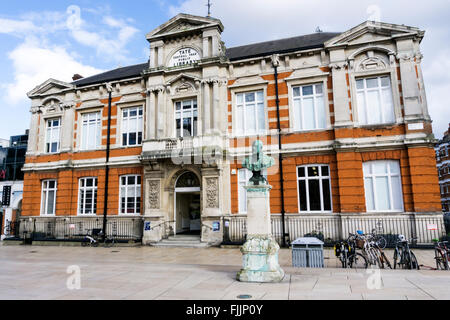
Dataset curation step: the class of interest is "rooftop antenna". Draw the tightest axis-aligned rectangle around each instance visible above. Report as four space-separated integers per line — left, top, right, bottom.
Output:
315 26 323 33
206 0 212 17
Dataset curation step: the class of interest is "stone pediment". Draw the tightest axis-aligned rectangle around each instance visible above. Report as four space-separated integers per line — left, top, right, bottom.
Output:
27 79 74 98
325 21 424 48
146 13 224 41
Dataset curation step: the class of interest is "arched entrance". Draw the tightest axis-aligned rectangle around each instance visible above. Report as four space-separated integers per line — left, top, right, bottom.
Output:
174 171 201 236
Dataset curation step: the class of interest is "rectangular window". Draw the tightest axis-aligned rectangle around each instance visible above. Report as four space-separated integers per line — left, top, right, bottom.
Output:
297 165 332 212
363 160 403 212
45 118 61 153
78 177 98 215
238 168 268 213
175 99 198 138
41 180 57 215
292 84 326 131
235 91 265 136
81 112 101 150
122 107 143 146
356 76 395 125
120 175 141 215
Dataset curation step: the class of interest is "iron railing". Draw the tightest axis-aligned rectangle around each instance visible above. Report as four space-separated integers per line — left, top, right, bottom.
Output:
4 217 143 243
223 213 447 248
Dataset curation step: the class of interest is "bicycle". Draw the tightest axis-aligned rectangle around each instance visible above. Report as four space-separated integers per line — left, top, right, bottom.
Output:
81 229 115 248
334 234 368 269
433 239 449 270
393 235 420 270
359 231 392 269
369 228 387 249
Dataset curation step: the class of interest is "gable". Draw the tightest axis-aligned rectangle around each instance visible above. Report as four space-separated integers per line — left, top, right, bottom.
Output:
325 21 424 48
27 79 74 98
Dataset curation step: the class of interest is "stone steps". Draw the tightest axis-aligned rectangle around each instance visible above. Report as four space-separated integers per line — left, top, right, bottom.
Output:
152 235 209 248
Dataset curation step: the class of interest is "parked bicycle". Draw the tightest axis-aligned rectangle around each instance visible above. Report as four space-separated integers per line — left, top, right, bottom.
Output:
369 228 387 249
393 235 420 270
334 233 368 269
433 239 449 270
359 231 392 269
81 228 115 248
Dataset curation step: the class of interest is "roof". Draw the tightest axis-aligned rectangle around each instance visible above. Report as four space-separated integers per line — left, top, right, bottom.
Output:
72 32 341 87
73 63 148 87
226 32 341 61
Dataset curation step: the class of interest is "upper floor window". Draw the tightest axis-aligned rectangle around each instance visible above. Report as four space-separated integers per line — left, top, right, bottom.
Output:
41 180 57 215
356 76 395 125
122 107 143 146
81 112 101 150
46 118 61 153
363 160 403 212
120 175 141 215
78 177 97 215
175 99 197 138
292 84 326 131
297 165 332 213
235 91 265 136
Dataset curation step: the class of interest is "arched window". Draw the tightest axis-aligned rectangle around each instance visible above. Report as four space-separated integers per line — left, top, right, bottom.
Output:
176 172 200 189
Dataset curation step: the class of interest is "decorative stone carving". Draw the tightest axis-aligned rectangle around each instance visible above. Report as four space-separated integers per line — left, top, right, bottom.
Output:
356 57 387 72
148 180 160 209
205 177 219 208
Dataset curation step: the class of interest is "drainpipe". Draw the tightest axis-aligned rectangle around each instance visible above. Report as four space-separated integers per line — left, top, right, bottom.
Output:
102 83 113 241
271 54 287 248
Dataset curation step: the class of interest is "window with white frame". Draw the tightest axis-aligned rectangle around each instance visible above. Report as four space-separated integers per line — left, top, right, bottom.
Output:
175 99 198 138
238 168 267 213
41 180 57 215
120 175 141 215
292 84 326 131
356 76 395 125
122 107 143 146
78 177 97 215
297 165 332 212
81 112 101 150
45 118 61 153
363 160 403 212
235 91 266 136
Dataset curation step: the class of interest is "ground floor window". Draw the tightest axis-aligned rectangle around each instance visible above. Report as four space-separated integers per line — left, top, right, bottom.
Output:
297 165 332 212
41 180 57 215
78 177 97 215
120 175 141 215
363 160 403 212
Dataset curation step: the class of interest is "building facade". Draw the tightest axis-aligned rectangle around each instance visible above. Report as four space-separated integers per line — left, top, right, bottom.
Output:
436 124 450 213
21 14 444 245
1 131 28 239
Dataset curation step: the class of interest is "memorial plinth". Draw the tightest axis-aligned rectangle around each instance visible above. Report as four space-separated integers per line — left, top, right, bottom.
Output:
236 141 285 283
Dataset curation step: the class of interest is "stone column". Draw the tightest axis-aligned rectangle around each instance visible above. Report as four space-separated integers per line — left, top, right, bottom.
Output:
203 82 211 134
156 89 164 139
212 80 220 133
329 49 351 127
147 91 156 140
61 105 74 152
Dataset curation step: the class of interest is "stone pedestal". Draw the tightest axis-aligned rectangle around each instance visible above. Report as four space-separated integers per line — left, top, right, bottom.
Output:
237 184 284 283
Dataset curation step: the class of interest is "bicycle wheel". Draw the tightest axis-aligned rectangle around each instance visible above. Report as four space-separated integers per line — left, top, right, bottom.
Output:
381 252 392 269
435 249 447 270
349 253 368 269
81 238 89 247
104 238 114 248
410 251 420 270
377 237 387 250
393 248 400 269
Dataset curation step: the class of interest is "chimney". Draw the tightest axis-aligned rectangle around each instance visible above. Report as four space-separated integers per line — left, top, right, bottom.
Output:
72 74 84 81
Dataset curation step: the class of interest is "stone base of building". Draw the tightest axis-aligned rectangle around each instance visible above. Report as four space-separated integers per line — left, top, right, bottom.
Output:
237 235 285 283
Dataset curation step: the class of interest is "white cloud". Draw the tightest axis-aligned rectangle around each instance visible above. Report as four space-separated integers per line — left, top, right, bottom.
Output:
168 0 450 138
0 18 40 35
5 38 103 104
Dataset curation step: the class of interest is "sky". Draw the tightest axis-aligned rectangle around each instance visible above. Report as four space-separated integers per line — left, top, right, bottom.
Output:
0 0 449 140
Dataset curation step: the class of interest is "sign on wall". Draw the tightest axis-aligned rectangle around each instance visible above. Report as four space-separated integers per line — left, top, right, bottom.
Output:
2 186 11 207
168 48 201 67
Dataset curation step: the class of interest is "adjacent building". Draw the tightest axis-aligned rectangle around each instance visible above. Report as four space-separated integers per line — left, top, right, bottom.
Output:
436 124 450 213
20 14 444 245
1 131 28 239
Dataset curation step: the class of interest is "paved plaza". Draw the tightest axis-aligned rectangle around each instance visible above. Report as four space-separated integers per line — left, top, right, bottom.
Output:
0 245 449 300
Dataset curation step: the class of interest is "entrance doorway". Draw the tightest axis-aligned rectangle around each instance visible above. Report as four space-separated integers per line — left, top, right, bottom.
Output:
174 171 201 236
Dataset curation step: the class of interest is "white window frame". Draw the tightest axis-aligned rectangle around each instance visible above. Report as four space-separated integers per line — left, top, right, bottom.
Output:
81 112 102 151
45 118 61 154
292 83 326 131
363 160 404 213
234 90 266 136
175 99 198 138
296 164 332 213
355 75 395 125
119 175 142 216
41 180 57 216
78 177 98 216
121 106 143 146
